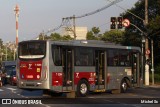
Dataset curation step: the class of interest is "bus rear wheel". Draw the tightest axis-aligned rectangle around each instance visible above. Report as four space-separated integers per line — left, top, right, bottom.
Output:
121 79 127 93
76 80 89 97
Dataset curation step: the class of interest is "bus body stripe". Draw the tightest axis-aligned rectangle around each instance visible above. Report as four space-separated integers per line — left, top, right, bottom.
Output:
52 72 95 86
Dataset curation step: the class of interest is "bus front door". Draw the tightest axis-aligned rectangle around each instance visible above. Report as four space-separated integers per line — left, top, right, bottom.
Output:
132 53 140 87
95 50 106 91
62 49 74 91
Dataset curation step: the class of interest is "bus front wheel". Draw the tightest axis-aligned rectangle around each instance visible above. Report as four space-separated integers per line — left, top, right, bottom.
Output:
76 79 89 97
121 79 127 93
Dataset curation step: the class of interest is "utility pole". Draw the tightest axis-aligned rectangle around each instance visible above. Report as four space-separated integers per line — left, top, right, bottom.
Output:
63 15 77 40
151 40 154 85
14 4 20 61
144 0 149 86
14 4 20 47
73 15 76 40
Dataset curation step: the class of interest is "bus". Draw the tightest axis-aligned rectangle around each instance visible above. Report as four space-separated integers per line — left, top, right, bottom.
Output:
1 61 16 84
17 40 141 97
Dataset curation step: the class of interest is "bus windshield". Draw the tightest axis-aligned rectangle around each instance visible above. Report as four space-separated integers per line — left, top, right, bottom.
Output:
18 41 46 59
5 65 16 75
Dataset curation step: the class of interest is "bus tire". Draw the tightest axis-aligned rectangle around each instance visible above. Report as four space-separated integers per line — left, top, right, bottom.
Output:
76 79 89 97
121 79 127 93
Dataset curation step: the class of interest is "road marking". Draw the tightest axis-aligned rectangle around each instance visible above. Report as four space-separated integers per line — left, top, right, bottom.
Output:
104 100 114 102
6 88 17 91
132 105 142 107
88 97 96 98
0 89 4 91
21 95 26 98
41 104 51 107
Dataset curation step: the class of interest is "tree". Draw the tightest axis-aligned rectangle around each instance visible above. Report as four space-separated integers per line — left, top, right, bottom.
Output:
50 33 62 40
86 27 100 40
0 38 3 62
148 15 160 33
100 30 125 44
38 33 49 40
92 27 100 36
0 38 3 46
86 31 95 40
61 35 74 40
123 31 141 46
121 0 160 76
121 0 160 46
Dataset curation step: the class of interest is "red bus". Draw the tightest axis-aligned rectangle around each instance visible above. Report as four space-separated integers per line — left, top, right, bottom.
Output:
17 40 141 97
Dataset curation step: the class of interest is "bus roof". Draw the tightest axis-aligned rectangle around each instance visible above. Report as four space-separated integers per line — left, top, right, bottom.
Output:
49 40 141 52
19 40 141 52
1 61 16 67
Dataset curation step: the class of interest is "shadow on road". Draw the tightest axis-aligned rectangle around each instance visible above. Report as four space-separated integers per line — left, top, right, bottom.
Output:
21 89 43 96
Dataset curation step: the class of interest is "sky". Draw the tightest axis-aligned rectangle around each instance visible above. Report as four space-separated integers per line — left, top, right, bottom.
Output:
0 0 139 43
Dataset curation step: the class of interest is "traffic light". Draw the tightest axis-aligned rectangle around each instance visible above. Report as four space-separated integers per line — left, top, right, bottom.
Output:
110 17 116 29
117 17 123 29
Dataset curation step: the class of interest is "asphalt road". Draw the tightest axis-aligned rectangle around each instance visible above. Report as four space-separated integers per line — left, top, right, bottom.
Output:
0 84 160 107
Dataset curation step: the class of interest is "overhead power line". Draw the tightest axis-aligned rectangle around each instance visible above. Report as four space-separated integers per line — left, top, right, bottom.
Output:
106 0 144 21
39 0 123 39
76 0 123 18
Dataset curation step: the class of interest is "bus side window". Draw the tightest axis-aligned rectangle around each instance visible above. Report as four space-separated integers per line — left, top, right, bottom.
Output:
119 50 131 66
75 48 93 66
108 49 119 66
52 46 62 66
76 58 81 65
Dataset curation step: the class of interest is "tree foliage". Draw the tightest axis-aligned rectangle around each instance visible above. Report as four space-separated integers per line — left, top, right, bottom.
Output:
86 31 97 40
122 0 160 68
50 33 61 40
0 39 3 46
92 27 100 35
38 33 73 41
62 35 74 40
121 0 160 46
38 33 49 40
86 27 100 40
101 30 125 44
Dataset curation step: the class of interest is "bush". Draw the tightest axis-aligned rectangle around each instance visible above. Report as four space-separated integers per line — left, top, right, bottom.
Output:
155 63 160 74
154 74 160 83
153 63 160 83
149 73 160 83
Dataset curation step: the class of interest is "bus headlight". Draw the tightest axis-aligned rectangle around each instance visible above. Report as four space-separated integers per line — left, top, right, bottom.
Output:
21 82 24 85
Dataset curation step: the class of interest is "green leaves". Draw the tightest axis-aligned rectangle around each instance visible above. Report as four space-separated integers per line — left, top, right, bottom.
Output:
101 30 125 44
38 33 74 41
86 27 100 40
148 15 160 31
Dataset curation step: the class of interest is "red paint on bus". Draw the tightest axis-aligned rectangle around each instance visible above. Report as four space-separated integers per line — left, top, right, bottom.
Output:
52 72 95 86
52 72 63 86
19 60 42 80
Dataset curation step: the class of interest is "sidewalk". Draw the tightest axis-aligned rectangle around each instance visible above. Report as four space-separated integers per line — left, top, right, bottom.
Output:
149 84 160 88
144 83 160 88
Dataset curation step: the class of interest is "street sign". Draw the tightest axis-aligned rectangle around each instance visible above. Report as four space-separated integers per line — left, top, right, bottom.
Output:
122 19 130 27
145 49 150 55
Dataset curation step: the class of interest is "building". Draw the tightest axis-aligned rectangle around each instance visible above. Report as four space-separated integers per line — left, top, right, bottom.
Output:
61 27 87 40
